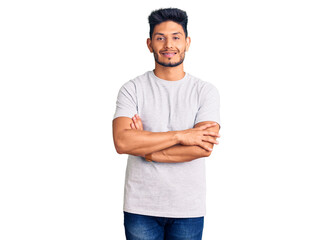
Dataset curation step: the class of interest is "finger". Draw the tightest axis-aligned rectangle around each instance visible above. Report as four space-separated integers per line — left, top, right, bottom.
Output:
199 143 213 152
132 116 139 129
203 131 220 137
198 123 215 129
199 123 217 130
130 122 136 129
202 136 219 145
136 114 144 130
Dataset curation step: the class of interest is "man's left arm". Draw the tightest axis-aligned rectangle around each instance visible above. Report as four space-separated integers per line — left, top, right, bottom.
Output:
130 115 220 163
146 121 220 163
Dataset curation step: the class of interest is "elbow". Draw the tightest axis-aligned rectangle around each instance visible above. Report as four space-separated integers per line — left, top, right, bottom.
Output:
113 130 129 154
203 150 212 158
114 140 126 154
201 145 214 158
115 145 124 154
115 147 124 154
202 142 216 157
194 148 212 158
113 126 126 154
114 141 139 155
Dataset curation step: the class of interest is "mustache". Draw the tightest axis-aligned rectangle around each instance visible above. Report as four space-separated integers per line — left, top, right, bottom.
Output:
152 50 186 68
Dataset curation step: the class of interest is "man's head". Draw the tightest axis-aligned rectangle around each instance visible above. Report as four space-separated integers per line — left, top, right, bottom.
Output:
148 8 188 39
147 8 191 68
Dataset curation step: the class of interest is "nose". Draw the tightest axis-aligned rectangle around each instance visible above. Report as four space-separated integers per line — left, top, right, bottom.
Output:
164 37 173 49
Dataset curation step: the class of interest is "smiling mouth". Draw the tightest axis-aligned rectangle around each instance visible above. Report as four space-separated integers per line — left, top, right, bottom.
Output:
162 52 177 58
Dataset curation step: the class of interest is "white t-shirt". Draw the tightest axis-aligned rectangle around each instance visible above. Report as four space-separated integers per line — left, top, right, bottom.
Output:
113 70 220 218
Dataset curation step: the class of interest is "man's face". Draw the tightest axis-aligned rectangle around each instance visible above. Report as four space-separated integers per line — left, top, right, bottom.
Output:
147 21 191 67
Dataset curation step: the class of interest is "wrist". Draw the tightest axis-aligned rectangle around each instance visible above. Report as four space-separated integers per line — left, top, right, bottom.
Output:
172 130 182 144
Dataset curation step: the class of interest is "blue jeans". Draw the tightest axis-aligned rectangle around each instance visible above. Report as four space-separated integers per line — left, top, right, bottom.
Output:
124 211 204 240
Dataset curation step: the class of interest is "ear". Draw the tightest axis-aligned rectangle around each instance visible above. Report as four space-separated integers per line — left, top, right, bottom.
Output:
185 36 191 52
147 38 153 53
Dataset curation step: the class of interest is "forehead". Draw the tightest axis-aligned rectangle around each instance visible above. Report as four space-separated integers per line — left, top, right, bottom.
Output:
153 20 185 35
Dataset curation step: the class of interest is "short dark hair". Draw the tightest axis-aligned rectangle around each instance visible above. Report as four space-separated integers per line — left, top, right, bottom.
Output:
148 8 188 39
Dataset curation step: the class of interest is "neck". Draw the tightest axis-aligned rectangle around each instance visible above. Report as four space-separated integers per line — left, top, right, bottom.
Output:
153 63 185 81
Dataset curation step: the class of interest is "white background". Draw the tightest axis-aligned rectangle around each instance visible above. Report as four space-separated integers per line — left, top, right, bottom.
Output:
1 0 332 239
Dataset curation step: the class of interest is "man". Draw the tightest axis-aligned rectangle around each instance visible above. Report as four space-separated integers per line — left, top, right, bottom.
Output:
112 8 221 240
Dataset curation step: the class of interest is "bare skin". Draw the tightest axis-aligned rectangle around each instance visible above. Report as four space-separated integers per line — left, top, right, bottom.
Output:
129 114 220 163
113 116 220 159
146 20 191 81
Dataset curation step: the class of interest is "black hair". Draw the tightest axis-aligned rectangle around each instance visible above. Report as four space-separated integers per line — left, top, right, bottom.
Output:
148 8 188 39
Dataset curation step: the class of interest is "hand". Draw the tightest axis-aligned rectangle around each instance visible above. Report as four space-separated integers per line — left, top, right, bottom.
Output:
130 114 144 131
177 123 220 152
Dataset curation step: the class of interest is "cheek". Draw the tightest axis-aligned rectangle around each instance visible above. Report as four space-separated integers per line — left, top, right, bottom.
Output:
177 45 186 52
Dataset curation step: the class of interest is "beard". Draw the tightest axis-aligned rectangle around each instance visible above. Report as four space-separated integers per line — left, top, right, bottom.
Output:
153 49 186 67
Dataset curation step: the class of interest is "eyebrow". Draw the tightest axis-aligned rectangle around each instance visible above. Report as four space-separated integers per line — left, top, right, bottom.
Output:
154 32 183 36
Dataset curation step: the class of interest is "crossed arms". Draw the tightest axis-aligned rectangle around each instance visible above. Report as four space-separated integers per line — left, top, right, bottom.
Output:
112 114 220 163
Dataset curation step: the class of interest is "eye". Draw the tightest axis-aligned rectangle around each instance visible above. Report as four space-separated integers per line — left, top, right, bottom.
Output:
174 37 180 40
157 37 165 41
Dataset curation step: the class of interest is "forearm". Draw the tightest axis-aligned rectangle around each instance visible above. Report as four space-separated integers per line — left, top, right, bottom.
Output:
115 129 180 156
145 144 211 163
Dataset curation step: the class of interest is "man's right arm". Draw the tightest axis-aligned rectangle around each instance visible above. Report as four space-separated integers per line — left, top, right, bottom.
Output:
112 117 219 157
113 117 179 156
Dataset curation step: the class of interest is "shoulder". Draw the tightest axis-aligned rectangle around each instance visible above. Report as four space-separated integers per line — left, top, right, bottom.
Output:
120 71 150 89
132 71 150 81
187 73 219 94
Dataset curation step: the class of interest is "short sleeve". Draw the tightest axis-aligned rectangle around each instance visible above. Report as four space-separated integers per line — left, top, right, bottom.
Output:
113 80 138 120
194 83 221 128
